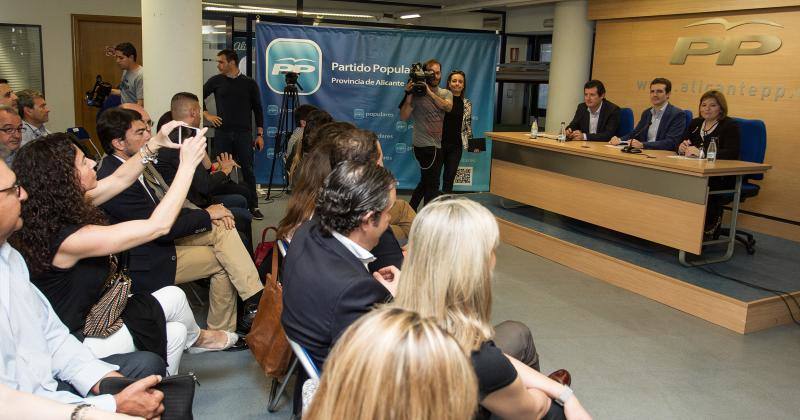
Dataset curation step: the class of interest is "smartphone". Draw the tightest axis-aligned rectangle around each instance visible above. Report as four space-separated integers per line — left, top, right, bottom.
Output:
177 125 202 145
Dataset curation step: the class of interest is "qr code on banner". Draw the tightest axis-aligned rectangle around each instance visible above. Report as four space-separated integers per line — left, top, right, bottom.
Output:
454 167 473 186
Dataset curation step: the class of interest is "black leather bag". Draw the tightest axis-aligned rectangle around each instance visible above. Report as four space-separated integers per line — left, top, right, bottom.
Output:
99 373 197 420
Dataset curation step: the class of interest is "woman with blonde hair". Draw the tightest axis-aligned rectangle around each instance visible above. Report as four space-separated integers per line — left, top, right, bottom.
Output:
395 196 591 420
305 307 478 420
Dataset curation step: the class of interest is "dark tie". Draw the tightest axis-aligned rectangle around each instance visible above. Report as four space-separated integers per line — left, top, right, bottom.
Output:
141 163 201 210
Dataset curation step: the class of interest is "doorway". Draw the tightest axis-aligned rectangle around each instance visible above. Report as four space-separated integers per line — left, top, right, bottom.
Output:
71 14 141 149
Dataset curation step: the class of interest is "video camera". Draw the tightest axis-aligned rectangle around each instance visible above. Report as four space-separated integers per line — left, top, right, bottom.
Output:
409 62 436 96
85 75 112 108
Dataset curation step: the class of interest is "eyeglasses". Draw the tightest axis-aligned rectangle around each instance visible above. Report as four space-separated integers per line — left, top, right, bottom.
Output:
0 126 23 135
0 182 20 197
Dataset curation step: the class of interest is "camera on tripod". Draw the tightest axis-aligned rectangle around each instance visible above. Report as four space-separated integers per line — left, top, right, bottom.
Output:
284 71 299 86
409 62 435 96
85 75 112 108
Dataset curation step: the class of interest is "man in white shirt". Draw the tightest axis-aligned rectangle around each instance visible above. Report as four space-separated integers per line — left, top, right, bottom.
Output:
610 77 686 150
17 89 51 146
0 159 165 417
565 79 621 141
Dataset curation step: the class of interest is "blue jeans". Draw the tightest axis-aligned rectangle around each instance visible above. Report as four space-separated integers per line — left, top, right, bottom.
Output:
213 130 257 210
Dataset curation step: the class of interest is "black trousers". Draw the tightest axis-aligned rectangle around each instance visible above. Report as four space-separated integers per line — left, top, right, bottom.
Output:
213 129 258 211
409 146 443 210
441 142 463 194
56 351 167 395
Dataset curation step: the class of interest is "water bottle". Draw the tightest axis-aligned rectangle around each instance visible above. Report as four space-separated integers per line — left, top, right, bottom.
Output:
558 122 566 143
530 119 538 139
706 137 717 162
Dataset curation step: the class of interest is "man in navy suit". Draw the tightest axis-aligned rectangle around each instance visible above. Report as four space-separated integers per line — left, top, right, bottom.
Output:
566 79 620 141
610 78 686 150
281 162 398 369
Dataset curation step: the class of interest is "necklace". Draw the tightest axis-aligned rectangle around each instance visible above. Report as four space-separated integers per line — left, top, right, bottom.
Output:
701 119 719 138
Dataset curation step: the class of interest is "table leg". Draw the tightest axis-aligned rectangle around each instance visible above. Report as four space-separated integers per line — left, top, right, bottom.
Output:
679 175 743 266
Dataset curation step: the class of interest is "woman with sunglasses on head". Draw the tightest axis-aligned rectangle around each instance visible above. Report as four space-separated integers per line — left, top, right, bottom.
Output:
394 196 592 420
441 70 472 194
10 128 239 376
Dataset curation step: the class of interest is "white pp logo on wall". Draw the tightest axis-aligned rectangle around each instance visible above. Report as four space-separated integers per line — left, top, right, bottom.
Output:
266 38 322 95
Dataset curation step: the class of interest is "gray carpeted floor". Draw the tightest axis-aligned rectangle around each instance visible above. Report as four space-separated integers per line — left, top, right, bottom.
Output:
182 194 800 419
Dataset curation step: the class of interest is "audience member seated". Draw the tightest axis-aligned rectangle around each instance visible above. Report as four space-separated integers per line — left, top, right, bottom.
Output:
0 105 22 165
566 79 620 141
0 384 142 420
95 108 263 335
0 159 165 418
287 109 333 183
11 132 239 375
394 196 591 420
286 104 318 163
388 197 416 243
155 94 254 250
0 78 18 112
276 125 404 271
610 77 685 150
305 307 477 420
277 122 364 240
17 89 51 146
678 90 741 236
282 162 398 369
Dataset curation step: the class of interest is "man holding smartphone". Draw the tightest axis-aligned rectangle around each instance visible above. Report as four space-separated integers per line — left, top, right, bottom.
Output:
203 49 265 220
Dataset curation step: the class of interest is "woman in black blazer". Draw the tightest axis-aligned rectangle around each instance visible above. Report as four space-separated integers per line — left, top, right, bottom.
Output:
677 90 741 236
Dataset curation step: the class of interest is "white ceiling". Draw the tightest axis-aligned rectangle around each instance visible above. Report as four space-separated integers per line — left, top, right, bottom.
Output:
209 0 560 16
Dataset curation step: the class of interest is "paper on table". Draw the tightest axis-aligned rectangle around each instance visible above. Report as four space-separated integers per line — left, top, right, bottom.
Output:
666 155 703 160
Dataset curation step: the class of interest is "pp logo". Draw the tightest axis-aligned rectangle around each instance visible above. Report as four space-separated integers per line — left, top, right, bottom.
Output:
266 127 278 138
395 142 408 154
267 105 279 116
266 38 322 95
354 109 365 120
395 121 407 132
266 148 275 159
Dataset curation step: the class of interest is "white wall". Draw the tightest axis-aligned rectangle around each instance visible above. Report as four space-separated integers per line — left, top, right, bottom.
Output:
507 4 555 34
0 0 142 131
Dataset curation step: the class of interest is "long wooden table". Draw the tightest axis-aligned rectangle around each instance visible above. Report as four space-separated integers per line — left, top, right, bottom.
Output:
486 132 771 264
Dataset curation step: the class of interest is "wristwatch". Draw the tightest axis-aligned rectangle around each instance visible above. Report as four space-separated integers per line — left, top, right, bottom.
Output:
555 385 574 406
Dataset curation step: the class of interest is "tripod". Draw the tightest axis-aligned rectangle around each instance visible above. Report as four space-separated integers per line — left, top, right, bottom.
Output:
266 80 301 200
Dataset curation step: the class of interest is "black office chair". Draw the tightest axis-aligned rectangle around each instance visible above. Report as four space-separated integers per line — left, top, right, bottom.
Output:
718 118 767 255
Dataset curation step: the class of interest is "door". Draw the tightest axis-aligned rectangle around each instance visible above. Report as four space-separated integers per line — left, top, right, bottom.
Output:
71 14 141 150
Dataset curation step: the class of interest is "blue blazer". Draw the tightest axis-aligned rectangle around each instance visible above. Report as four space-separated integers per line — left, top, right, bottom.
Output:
622 103 686 150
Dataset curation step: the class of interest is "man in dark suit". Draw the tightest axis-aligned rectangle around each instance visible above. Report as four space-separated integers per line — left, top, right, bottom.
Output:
610 77 686 150
96 107 262 335
566 79 620 141
281 162 398 369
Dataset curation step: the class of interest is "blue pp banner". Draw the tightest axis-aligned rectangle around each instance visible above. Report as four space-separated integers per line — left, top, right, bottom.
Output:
254 22 499 191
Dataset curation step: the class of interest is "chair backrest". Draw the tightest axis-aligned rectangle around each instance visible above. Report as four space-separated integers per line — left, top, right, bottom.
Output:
617 108 634 137
733 117 767 180
67 127 104 161
683 109 693 129
287 336 321 380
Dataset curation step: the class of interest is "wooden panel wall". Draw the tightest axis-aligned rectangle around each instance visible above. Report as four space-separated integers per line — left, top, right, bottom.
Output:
589 0 800 20
592 7 800 229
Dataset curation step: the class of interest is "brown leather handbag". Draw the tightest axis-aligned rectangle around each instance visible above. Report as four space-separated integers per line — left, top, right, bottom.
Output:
84 254 131 338
247 240 293 377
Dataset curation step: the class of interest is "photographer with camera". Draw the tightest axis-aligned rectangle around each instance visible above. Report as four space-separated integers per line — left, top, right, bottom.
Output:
399 59 453 211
